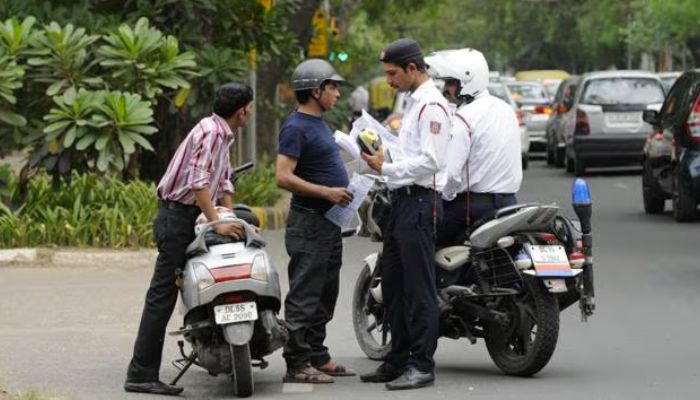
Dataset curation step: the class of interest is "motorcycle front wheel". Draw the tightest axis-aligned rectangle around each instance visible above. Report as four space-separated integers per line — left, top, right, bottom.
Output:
484 275 560 377
352 264 391 360
230 344 253 397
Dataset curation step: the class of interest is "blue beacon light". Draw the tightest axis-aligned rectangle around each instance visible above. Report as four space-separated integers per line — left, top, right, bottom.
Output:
572 178 591 206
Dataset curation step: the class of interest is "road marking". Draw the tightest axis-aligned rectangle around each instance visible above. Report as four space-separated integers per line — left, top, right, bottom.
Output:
614 183 629 189
282 383 314 393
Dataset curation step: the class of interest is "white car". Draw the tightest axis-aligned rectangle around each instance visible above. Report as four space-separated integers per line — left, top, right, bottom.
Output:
560 70 665 176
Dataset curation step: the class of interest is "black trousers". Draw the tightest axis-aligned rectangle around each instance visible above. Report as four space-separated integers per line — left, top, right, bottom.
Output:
382 191 442 373
126 206 198 382
436 192 517 247
282 208 342 372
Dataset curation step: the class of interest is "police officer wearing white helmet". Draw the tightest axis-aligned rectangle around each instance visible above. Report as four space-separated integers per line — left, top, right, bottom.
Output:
360 38 451 391
436 48 522 246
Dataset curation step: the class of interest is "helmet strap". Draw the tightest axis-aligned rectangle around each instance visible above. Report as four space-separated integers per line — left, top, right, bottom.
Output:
312 86 328 112
457 93 475 106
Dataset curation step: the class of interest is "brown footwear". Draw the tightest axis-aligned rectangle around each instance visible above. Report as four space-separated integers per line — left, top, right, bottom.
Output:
283 365 334 384
315 361 356 377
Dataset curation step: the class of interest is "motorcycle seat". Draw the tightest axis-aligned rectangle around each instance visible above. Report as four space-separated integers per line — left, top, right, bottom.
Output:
467 203 541 234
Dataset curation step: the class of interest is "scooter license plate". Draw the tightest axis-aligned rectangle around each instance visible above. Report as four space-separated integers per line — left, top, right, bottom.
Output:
526 244 573 277
214 302 258 325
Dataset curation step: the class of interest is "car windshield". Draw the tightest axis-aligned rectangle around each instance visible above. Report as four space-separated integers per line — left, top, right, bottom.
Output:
488 84 510 103
506 83 548 102
660 77 677 93
581 77 665 105
543 82 561 98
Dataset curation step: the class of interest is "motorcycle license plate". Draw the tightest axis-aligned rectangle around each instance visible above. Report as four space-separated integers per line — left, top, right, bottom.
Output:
214 302 258 325
526 244 573 277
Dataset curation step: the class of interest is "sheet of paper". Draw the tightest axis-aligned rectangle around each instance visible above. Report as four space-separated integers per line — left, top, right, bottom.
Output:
349 110 400 157
334 130 360 160
324 172 375 228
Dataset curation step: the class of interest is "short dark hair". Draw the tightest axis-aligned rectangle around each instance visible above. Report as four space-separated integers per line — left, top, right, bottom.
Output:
295 89 313 104
294 80 336 104
213 82 253 119
397 55 426 73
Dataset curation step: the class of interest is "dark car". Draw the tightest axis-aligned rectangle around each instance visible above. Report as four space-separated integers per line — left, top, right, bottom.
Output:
545 76 580 167
641 70 700 221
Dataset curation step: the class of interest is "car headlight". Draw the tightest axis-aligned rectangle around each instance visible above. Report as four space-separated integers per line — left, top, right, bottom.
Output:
250 254 269 281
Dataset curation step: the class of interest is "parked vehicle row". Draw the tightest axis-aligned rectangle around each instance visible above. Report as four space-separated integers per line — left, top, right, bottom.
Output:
641 69 700 221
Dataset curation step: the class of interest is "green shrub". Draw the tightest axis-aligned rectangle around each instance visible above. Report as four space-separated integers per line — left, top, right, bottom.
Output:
1 171 156 248
233 157 281 207
0 163 280 248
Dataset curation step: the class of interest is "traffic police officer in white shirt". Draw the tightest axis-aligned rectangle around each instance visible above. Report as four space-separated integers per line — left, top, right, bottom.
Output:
435 48 523 246
360 38 451 391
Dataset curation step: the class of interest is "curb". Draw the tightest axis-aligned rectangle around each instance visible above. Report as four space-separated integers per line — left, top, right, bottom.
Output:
251 205 288 231
0 204 289 267
250 191 290 231
0 247 157 267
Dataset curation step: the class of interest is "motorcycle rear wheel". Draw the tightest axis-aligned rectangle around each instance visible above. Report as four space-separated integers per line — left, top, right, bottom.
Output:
352 265 391 360
230 344 253 397
484 276 559 377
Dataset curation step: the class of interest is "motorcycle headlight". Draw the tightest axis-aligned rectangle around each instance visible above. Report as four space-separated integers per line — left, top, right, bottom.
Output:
250 254 269 281
192 263 215 290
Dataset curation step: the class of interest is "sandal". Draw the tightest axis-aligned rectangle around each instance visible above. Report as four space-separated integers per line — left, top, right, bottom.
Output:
315 361 356 377
283 365 335 384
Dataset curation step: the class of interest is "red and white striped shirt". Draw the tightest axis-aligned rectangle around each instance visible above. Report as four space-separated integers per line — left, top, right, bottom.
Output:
156 113 235 205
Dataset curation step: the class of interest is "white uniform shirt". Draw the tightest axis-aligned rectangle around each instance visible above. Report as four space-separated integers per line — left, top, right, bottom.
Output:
382 79 452 190
443 90 523 200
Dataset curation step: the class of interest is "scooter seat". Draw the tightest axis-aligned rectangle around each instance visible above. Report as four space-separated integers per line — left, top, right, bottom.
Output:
204 232 244 246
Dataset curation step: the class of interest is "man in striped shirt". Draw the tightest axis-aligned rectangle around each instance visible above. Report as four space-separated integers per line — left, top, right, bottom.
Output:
125 83 253 396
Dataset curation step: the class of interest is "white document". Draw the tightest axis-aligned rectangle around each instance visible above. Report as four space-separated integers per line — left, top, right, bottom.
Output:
349 110 399 157
325 172 375 228
334 130 361 160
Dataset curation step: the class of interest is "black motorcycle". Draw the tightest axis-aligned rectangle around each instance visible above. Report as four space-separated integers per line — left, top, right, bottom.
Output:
351 177 595 376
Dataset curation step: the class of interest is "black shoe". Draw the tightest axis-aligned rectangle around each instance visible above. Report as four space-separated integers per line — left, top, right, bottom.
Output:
385 367 434 391
124 380 184 396
359 363 403 383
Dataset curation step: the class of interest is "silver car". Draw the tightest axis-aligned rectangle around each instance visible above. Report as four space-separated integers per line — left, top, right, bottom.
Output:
560 70 665 176
505 81 552 153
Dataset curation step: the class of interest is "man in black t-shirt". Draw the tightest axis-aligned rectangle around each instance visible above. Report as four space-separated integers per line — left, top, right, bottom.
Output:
275 59 355 384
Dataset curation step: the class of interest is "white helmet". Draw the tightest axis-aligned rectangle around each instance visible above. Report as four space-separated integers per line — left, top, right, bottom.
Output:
194 206 236 235
425 50 458 79
438 48 490 98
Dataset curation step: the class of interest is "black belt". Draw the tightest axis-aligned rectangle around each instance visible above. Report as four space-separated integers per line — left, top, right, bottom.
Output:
389 184 435 199
291 204 327 215
466 192 515 201
158 199 200 214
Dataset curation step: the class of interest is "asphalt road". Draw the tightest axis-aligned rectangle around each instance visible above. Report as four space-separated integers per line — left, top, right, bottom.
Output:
1 162 699 400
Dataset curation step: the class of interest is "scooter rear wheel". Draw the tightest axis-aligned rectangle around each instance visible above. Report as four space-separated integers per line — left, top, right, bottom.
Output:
230 344 253 397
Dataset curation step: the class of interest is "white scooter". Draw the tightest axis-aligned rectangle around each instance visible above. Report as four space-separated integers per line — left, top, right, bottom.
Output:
168 163 287 397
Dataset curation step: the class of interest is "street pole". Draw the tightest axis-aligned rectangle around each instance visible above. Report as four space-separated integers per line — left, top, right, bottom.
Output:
248 52 257 165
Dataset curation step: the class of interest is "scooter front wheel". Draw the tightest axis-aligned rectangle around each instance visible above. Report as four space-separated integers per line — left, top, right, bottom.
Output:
230 344 253 397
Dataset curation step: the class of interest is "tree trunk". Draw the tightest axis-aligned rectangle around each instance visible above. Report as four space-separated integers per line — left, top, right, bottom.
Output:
255 0 322 160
